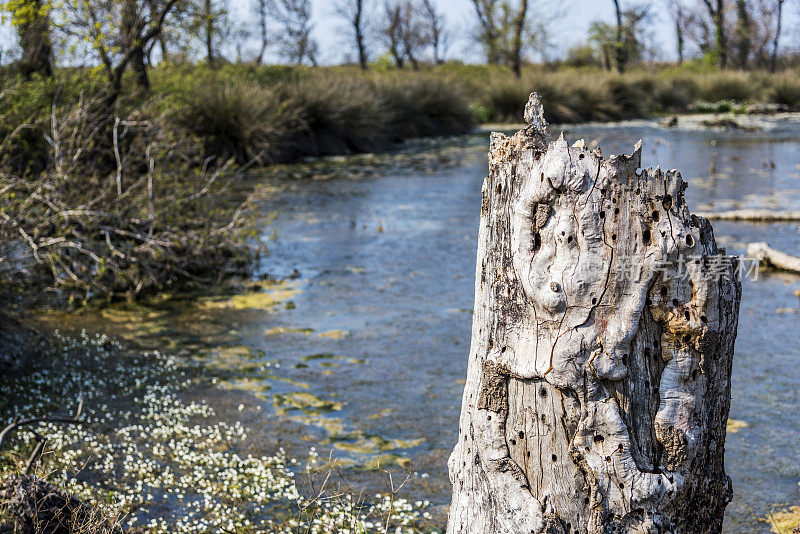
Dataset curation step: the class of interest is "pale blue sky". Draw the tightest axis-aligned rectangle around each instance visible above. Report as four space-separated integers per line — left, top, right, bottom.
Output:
225 0 799 64
1 0 798 65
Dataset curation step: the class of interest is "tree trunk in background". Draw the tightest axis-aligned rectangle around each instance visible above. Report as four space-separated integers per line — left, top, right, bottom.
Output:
354 0 368 70
734 0 751 69
509 0 528 78
256 0 268 65
205 0 215 65
447 93 741 534
612 0 624 73
16 0 53 77
770 0 784 71
675 15 684 64
122 0 149 92
704 0 728 69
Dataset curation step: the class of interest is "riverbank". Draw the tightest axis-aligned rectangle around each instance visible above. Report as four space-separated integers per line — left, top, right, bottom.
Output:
3 64 799 168
2 118 800 532
2 63 798 305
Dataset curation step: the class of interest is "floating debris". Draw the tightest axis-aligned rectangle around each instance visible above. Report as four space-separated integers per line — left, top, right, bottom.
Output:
726 419 748 434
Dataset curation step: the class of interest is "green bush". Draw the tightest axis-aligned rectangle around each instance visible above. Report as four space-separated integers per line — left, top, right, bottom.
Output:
276 73 388 158
173 77 299 164
770 74 800 108
696 72 755 103
375 75 474 139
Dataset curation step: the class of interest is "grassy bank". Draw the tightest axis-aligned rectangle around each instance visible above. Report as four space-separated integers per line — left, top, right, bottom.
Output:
450 64 800 123
1 63 798 305
4 64 799 168
0 66 476 304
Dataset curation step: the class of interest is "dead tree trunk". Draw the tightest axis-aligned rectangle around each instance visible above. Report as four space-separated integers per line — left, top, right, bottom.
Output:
447 94 741 534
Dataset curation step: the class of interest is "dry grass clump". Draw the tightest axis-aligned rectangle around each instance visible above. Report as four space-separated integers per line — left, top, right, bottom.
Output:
174 78 300 165
769 74 800 108
275 73 388 158
374 74 474 139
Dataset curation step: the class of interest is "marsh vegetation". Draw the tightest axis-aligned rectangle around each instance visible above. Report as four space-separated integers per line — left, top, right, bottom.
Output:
2 0 800 532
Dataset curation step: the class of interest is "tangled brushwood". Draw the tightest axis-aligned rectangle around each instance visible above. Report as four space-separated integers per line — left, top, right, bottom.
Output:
0 87 259 307
0 474 123 534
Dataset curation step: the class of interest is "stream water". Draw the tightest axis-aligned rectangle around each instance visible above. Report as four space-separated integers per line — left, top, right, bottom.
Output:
35 116 800 532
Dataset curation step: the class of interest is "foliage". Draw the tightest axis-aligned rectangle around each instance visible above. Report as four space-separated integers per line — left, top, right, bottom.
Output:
1 0 51 28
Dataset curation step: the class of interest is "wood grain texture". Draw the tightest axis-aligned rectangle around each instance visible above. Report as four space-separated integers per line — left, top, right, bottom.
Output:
447 94 741 534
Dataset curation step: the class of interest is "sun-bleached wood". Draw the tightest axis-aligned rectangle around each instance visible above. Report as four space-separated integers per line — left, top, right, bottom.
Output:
696 209 800 222
747 242 800 274
447 94 742 534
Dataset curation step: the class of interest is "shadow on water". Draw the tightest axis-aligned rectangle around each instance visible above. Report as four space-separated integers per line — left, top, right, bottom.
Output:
33 118 800 532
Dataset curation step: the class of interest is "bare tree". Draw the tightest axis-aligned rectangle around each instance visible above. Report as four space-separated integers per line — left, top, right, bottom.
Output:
380 0 427 69
273 0 318 65
254 0 271 64
769 0 785 70
470 0 502 64
420 0 447 63
399 1 427 68
335 0 370 69
470 1 555 74
668 0 690 63
382 1 404 67
5 0 54 77
699 0 728 68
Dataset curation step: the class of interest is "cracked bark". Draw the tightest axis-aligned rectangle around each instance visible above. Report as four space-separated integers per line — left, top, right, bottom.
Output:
447 94 741 534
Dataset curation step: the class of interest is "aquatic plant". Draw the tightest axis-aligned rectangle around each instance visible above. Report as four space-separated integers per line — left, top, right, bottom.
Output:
0 331 435 533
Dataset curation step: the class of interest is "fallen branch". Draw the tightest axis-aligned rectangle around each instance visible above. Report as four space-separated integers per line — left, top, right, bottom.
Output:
0 401 85 474
747 242 800 274
696 209 800 222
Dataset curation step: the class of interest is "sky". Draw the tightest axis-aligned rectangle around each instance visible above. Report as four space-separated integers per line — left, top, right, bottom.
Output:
1 0 798 66
229 0 683 64
224 0 799 65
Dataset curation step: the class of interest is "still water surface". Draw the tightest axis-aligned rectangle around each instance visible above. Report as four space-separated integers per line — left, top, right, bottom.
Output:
40 117 800 532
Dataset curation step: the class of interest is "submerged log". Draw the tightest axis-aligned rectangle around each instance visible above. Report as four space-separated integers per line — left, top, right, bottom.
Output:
447 94 742 534
696 209 800 222
747 242 800 274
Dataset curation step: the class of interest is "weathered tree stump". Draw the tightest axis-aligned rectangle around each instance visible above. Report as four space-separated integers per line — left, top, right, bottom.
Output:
447 94 741 534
